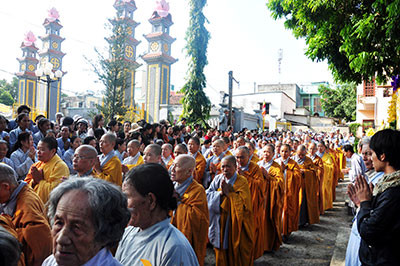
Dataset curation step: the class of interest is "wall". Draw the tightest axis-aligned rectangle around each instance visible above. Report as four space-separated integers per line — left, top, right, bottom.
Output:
257 83 299 103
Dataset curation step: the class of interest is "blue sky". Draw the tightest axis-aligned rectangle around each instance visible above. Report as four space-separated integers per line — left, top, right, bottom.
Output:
0 0 333 104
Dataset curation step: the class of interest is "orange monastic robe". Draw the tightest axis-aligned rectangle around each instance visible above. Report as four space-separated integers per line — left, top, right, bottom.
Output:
193 152 206 184
329 149 339 201
240 161 266 259
280 158 302 236
321 152 335 211
0 214 26 266
94 156 123 186
297 156 320 225
13 185 52 266
250 153 259 164
25 154 69 204
262 161 284 252
171 179 209 266
210 174 254 266
311 154 325 215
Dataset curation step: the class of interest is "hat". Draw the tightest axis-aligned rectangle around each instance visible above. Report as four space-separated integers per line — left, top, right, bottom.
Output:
76 119 88 126
130 123 142 132
61 116 74 127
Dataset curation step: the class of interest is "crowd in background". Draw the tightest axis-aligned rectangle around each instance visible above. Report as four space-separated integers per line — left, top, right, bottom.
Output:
0 104 399 266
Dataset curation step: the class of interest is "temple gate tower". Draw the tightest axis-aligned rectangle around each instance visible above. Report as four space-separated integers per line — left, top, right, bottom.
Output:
142 0 177 122
112 0 141 108
16 31 39 118
37 8 66 120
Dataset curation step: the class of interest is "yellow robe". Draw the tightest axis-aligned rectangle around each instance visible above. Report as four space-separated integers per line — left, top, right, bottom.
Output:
241 161 266 259
25 154 69 204
311 155 325 215
321 152 335 211
171 180 209 266
215 174 254 266
336 147 345 181
282 159 302 236
13 185 52 266
250 153 259 164
125 155 144 170
264 162 284 252
298 157 320 225
194 152 206 185
95 156 123 186
329 149 339 201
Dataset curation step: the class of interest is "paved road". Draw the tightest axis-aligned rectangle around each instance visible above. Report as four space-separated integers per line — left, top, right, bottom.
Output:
205 178 353 266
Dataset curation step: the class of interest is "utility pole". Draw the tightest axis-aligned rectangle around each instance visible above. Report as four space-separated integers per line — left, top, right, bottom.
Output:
228 71 239 128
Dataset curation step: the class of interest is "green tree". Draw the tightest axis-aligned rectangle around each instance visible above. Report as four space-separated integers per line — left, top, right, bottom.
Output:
0 77 18 105
318 83 357 122
180 0 211 127
89 19 133 122
267 0 400 84
0 90 14 106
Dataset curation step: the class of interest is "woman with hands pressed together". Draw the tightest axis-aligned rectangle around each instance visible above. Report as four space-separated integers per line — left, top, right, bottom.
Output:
348 129 400 265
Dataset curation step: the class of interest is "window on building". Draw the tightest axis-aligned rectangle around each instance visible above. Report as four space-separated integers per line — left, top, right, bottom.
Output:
362 120 375 130
313 97 322 113
363 79 375 97
79 102 83 108
302 98 310 109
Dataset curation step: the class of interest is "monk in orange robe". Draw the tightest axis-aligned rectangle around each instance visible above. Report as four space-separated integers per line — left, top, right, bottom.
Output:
258 144 284 252
277 144 302 240
2 164 52 266
170 155 209 266
316 142 335 211
25 137 69 204
329 145 340 201
308 142 325 215
245 141 260 164
161 143 174 169
207 156 254 266
236 146 266 259
94 133 122 186
294 145 320 226
188 137 206 184
204 139 231 188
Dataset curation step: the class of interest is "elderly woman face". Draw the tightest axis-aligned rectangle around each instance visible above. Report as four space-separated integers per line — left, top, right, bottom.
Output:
52 190 102 266
122 181 152 229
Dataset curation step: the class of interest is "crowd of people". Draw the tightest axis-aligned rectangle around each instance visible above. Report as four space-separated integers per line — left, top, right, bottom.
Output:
0 104 399 266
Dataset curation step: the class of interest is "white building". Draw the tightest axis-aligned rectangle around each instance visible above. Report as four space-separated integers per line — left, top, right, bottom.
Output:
356 80 391 129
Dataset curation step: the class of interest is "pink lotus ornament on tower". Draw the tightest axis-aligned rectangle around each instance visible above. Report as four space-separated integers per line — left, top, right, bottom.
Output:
23 31 37 47
155 0 169 18
47 7 60 22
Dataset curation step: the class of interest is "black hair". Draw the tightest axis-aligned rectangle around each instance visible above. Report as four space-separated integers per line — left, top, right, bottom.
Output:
114 138 124 150
343 144 354 153
94 128 105 140
17 105 30 114
125 163 177 212
12 131 31 153
61 116 74 127
83 136 96 145
190 136 200 146
40 137 58 151
16 113 29 123
107 120 118 131
370 129 400 170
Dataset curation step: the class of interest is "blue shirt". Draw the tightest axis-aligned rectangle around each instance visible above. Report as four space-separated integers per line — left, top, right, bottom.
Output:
116 218 199 266
10 148 35 180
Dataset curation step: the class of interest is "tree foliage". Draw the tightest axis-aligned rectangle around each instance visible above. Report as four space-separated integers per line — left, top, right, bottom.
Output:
0 77 18 106
180 0 211 127
318 83 357 122
267 0 400 84
89 19 133 122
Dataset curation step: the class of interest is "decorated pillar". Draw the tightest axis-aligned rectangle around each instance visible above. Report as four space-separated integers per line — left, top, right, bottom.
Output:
38 8 66 120
112 0 141 108
16 31 39 118
142 0 177 122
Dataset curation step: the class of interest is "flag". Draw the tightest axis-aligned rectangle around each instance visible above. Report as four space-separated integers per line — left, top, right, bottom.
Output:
262 101 267 117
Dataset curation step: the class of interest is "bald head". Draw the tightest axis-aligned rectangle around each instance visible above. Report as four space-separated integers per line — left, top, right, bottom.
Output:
170 154 196 184
75 145 98 158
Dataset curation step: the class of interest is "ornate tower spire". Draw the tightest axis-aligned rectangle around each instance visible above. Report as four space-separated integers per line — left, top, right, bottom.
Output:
16 31 39 116
112 0 141 108
142 0 177 122
37 7 66 120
